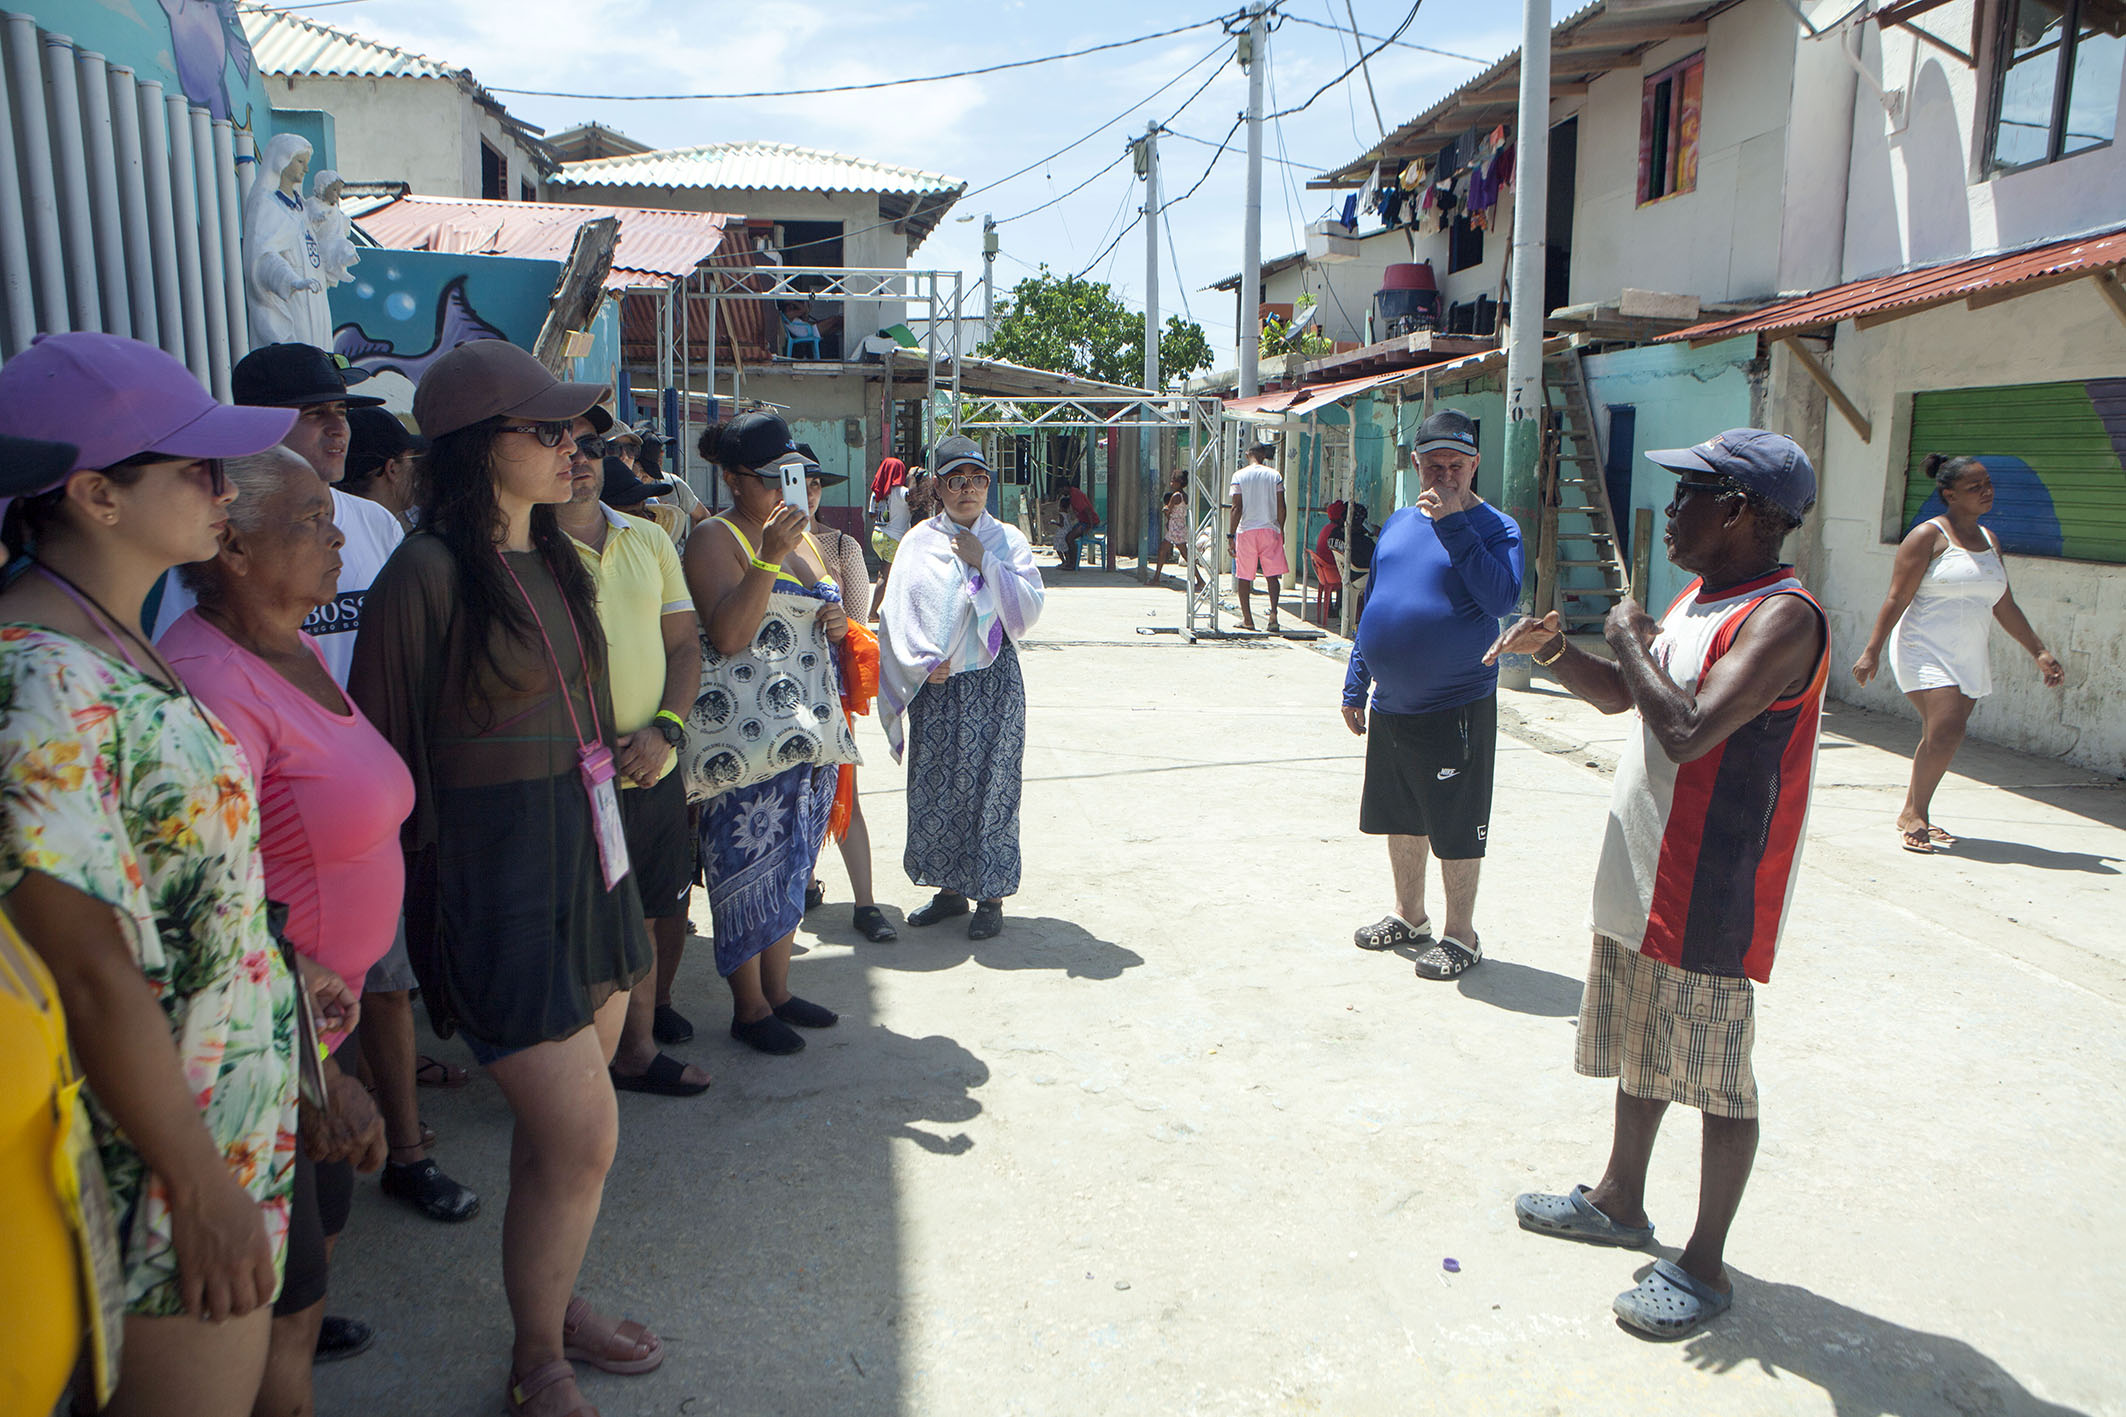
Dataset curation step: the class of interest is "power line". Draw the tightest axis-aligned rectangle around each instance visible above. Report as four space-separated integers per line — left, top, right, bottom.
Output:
487 12 1234 100
1164 127 1321 171
1162 203 1194 324
1267 1 1427 121
1278 10 1486 66
1075 112 1242 281
995 147 1132 226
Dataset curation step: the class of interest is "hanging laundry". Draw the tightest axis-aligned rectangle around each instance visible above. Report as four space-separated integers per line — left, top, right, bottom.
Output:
1340 193 1358 229
1491 143 1516 194
1380 188 1406 226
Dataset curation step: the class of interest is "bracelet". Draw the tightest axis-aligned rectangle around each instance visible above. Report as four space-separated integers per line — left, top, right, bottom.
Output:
749 555 782 575
654 709 685 730
1532 635 1567 666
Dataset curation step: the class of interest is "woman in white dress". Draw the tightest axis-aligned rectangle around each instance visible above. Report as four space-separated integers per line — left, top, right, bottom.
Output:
1851 454 2065 853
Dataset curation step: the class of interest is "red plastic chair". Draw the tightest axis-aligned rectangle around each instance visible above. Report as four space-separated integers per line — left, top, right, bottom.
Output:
1309 549 1340 625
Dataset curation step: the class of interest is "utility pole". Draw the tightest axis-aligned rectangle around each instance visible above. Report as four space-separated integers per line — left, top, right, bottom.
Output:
1138 124 1162 569
1499 0 1552 689
1237 1 1267 398
980 213 996 345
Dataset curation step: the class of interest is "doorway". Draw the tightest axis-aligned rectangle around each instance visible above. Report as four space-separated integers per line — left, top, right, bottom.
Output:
1545 118 1578 319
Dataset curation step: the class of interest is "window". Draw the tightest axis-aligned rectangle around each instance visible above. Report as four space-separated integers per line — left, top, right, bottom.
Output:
1988 0 2123 171
480 141 507 200
1447 211 1484 273
1638 54 1704 204
520 179 536 203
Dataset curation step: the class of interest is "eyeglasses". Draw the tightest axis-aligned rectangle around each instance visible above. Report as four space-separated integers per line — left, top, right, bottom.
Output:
942 472 990 492
1673 478 1742 501
571 436 606 460
495 421 572 448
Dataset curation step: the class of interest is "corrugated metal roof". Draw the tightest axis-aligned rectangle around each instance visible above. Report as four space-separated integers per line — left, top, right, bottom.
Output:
1659 224 2126 343
355 195 743 290
242 7 459 81
554 142 962 198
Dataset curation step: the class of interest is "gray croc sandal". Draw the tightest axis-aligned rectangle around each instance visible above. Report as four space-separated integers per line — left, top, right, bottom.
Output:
1513 1185 1655 1248
1414 933 1480 979
1353 915 1433 951
1613 1259 1732 1339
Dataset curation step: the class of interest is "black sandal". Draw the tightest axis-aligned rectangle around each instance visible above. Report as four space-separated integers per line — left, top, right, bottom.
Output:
731 1013 806 1055
315 1315 374 1363
804 879 826 911
652 1004 694 1044
1413 934 1482 980
906 890 969 927
773 995 838 1028
967 900 1003 940
1353 915 1433 952
380 1157 481 1223
609 1052 711 1097
853 905 898 942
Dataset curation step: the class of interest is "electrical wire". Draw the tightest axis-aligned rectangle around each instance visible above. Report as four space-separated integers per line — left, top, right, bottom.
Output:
486 13 1236 100
1267 1 1428 120
1161 203 1194 324
1074 112 1242 281
995 147 1133 226
1164 127 1321 171
1278 10 1485 66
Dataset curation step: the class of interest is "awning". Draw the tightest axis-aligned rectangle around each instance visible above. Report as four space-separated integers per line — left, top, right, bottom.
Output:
1223 369 1406 417
1660 224 2126 344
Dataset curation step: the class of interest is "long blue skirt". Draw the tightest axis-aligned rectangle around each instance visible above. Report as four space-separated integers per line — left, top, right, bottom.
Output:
698 762 839 975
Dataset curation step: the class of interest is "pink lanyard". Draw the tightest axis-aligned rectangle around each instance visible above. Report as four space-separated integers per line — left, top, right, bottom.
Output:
494 550 604 752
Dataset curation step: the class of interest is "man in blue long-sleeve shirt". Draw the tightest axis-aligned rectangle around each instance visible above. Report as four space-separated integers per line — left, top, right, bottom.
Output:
1342 409 1524 980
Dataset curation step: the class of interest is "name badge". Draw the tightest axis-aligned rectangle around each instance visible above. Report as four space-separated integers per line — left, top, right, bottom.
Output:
578 744 632 891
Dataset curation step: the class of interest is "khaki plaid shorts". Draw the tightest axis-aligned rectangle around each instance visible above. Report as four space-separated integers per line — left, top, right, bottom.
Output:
1575 935 1758 1119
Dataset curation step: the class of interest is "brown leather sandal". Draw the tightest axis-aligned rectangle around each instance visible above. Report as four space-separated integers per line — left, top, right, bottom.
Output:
561 1295 664 1375
507 1359 597 1417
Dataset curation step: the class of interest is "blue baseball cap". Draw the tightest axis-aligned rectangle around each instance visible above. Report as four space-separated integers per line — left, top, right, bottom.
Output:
1647 428 1816 521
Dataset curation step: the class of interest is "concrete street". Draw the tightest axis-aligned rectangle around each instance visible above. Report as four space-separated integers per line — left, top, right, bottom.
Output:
319 565 2124 1417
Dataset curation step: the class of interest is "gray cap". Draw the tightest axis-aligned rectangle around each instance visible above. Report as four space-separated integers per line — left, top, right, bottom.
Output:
1410 408 1479 456
932 434 988 477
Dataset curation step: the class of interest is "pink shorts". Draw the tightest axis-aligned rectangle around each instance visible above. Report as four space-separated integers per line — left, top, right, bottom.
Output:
1233 527 1288 581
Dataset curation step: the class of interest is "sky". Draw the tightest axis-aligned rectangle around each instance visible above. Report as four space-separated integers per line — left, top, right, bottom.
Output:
300 0 1576 364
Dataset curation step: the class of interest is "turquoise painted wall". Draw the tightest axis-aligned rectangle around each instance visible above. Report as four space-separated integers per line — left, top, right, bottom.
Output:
1581 336 1758 613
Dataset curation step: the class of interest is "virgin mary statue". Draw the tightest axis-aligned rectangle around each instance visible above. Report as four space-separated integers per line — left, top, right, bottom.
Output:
242 133 333 348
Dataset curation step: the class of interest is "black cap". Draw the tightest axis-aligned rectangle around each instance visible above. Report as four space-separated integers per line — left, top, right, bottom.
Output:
601 458 670 507
584 404 615 435
714 410 801 471
1410 408 1479 456
232 343 386 410
0 432 82 497
346 407 426 479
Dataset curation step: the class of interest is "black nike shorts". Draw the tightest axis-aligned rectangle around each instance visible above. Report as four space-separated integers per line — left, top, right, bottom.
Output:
1358 694 1497 859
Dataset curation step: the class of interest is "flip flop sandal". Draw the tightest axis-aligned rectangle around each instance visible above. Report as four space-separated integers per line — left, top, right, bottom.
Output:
1353 915 1434 952
1513 1185 1654 1248
1927 825 1957 847
561 1295 665 1375
609 1053 711 1097
1612 1258 1733 1339
413 1054 467 1088
507 1359 597 1417
1414 934 1481 980
1901 827 1935 854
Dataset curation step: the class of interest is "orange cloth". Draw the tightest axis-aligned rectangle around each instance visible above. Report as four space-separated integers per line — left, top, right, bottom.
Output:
829 624 880 841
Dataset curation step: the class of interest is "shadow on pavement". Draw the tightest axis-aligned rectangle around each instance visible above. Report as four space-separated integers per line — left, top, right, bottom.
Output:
1661 1266 2091 1416
1821 702 2126 831
844 913 1145 981
1938 836 2121 873
1452 957 1583 1017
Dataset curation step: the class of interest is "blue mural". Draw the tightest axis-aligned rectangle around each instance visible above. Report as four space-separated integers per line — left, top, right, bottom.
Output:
1903 454 2066 558
157 0 252 121
336 276 509 384
327 250 560 414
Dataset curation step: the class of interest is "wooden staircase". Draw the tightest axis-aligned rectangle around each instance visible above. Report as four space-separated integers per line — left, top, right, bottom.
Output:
1536 347 1632 628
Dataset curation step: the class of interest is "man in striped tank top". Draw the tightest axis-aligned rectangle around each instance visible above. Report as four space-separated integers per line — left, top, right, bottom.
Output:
1486 429 1826 1340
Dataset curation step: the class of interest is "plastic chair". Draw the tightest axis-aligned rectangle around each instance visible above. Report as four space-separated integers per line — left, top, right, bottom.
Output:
1309 549 1341 623
782 319 822 359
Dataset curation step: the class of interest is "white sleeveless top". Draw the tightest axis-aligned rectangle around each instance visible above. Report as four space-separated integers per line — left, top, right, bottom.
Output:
1889 519 2008 699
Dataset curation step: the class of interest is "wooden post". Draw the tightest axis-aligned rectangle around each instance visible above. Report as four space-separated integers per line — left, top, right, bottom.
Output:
1630 507 1655 606
1778 336 1871 443
1534 405 1559 616
533 217 619 374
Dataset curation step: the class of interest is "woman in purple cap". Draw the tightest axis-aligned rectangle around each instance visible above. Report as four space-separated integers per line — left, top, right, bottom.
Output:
349 340 660 1417
0 333 358 1415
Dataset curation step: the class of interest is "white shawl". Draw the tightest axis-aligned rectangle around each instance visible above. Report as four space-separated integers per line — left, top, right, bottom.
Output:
877 509 1043 761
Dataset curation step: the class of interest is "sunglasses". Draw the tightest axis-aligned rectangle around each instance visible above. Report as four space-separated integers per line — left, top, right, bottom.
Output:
571 436 606 459
496 421 574 448
1673 478 1742 501
942 472 991 492
110 451 228 496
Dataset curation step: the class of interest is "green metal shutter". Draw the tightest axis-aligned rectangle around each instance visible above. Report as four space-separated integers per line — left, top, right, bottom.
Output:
1902 379 2126 563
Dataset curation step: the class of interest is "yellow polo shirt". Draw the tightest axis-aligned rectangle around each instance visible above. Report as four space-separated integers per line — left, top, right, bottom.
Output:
570 506 692 785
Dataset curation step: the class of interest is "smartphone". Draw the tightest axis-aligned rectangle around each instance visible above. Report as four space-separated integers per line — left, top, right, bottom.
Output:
780 459 808 513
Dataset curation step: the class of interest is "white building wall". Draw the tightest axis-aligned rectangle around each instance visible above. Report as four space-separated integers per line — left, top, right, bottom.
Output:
1842 1 2126 278
1558 0 1806 304
1808 285 2126 775
271 76 464 192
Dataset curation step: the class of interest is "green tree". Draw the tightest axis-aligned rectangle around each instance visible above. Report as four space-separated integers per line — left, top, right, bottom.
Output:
979 267 1214 390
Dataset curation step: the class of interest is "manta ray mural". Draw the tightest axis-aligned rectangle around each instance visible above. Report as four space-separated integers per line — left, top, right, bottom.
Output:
158 0 254 123
334 276 510 384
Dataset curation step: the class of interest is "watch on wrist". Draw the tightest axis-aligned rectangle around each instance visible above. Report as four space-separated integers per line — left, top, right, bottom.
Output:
653 711 686 749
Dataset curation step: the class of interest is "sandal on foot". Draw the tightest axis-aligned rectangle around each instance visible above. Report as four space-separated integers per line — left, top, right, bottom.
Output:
1900 826 1934 853
967 901 1003 940
413 1054 467 1088
609 1052 710 1097
1414 933 1481 980
804 878 826 911
562 1295 664 1375
853 905 898 942
314 1315 373 1363
652 1004 694 1045
1513 1185 1654 1248
1612 1258 1732 1339
906 890 969 927
772 995 838 1028
731 1013 806 1055
508 1359 597 1417
1353 915 1433 952
380 1157 480 1223
1927 825 1957 847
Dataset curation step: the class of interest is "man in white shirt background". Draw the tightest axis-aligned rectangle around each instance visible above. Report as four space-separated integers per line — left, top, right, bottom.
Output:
1228 439 1289 633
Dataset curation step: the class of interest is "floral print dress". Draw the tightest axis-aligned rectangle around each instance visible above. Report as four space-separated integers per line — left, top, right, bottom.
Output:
0 627 296 1316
